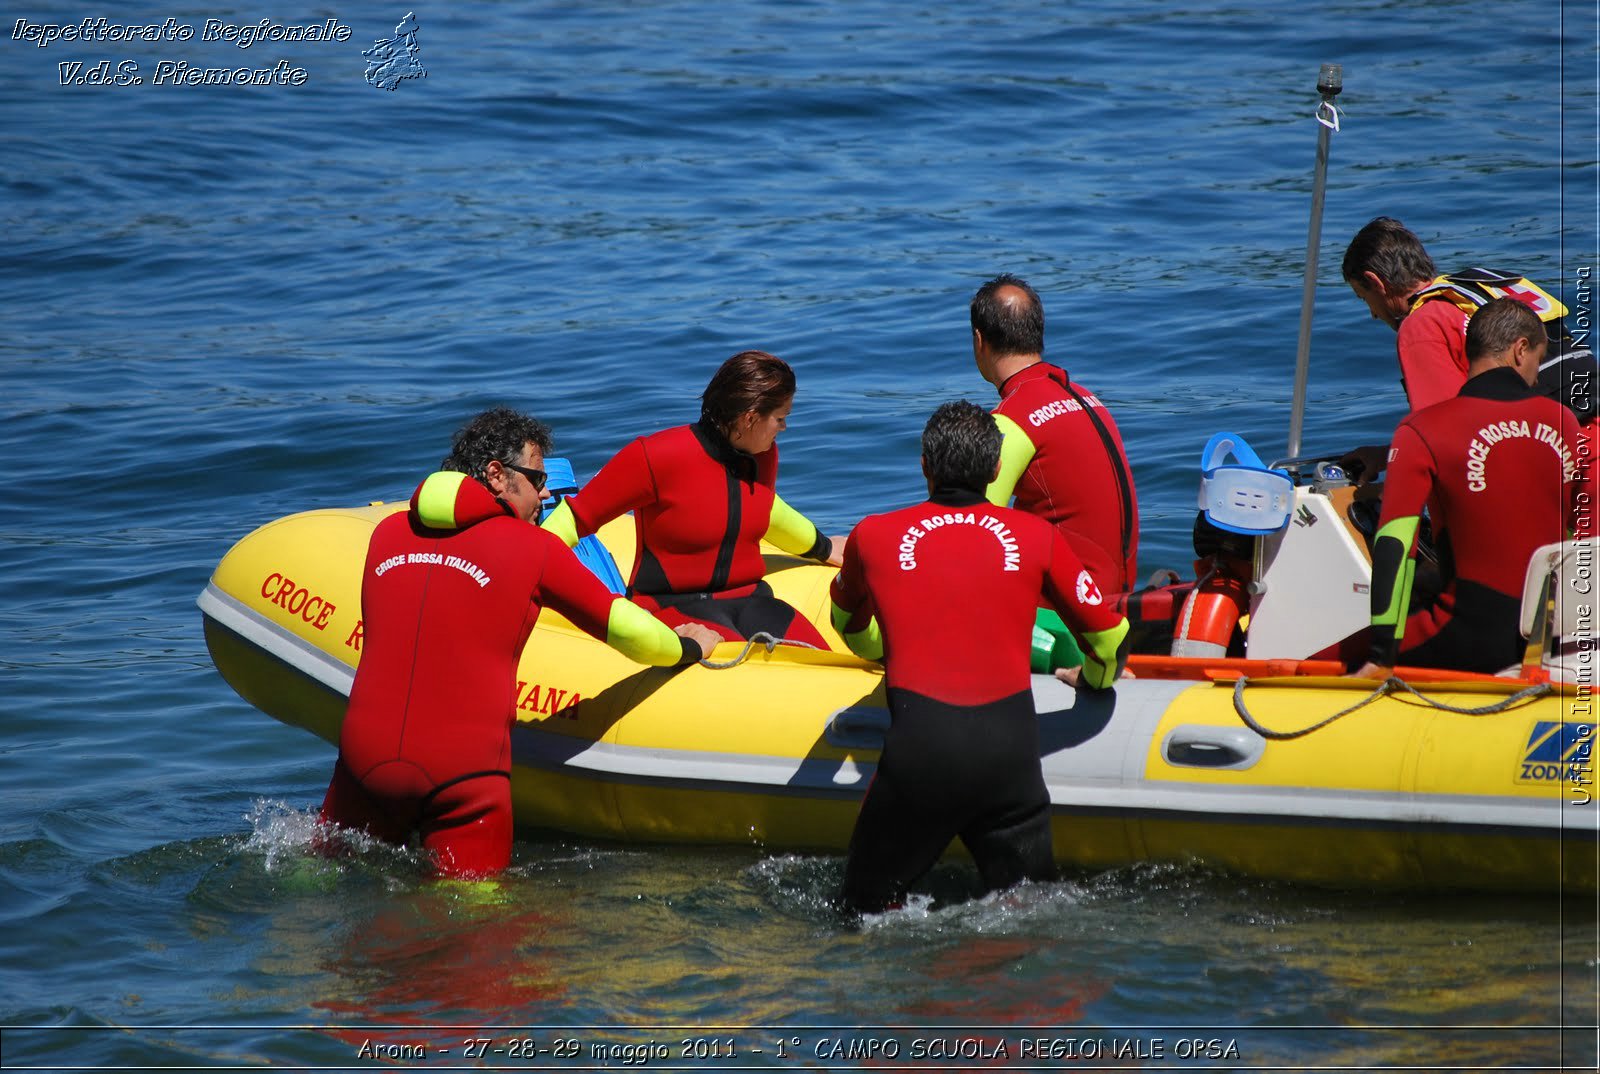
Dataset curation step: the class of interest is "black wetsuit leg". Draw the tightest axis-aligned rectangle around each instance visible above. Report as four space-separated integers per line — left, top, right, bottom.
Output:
837 689 1054 913
652 581 830 647
837 769 956 914
959 774 1057 894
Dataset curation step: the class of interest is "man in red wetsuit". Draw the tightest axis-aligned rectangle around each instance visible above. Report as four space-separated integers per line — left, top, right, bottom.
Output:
1352 300 1583 677
319 407 718 877
973 274 1139 596
1340 216 1595 482
829 400 1130 915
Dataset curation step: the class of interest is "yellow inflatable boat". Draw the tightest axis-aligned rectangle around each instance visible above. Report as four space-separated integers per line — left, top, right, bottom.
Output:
199 484 1598 895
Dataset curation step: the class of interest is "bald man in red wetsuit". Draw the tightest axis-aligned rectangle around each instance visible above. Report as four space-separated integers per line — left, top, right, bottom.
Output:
829 401 1130 915
972 274 1139 596
1353 300 1583 677
320 408 717 877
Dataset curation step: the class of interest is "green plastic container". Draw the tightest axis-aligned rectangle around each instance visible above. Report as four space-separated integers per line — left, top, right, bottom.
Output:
1029 607 1084 673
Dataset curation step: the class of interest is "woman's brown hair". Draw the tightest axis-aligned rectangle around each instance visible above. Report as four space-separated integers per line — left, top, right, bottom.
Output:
699 350 795 433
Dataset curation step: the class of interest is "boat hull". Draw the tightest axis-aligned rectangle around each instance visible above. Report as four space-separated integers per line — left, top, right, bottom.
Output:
200 502 1598 894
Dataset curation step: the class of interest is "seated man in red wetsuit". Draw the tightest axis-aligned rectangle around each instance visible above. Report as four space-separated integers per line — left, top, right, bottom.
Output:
829 400 1130 916
970 274 1139 672
319 407 719 877
542 350 843 647
1351 300 1583 677
1339 216 1595 491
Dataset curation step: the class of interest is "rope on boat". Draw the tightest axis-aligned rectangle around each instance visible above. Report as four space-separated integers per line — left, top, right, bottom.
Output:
699 631 820 670
1231 675 1553 740
1171 559 1217 655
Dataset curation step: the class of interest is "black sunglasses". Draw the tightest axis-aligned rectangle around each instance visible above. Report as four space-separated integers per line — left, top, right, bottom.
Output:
501 462 547 491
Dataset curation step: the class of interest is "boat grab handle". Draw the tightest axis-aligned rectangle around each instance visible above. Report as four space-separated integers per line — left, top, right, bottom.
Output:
824 707 890 750
1162 724 1265 770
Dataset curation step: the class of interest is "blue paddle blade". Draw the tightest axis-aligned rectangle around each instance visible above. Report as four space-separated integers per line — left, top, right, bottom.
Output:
574 534 627 595
539 457 627 594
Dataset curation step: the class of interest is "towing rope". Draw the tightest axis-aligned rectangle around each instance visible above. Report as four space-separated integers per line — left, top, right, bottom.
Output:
1231 675 1553 740
699 631 820 670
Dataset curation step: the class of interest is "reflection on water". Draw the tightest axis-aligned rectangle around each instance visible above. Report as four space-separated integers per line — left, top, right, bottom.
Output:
1 797 1591 1070
314 888 567 1054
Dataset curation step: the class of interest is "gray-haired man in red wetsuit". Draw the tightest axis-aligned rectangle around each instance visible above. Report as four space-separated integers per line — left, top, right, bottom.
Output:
320 408 717 876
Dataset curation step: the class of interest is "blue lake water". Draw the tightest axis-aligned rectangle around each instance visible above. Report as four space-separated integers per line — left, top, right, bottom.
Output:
2 1 1597 1069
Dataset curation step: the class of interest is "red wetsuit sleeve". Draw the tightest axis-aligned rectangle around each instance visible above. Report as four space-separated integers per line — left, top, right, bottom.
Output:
1397 301 1470 412
1365 420 1434 665
828 528 866 610
1040 526 1123 637
828 527 874 632
533 533 621 639
567 437 657 539
1376 421 1436 534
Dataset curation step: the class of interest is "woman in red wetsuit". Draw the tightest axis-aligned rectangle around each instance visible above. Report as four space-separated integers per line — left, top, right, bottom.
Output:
542 351 842 647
